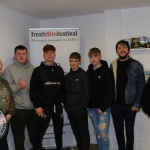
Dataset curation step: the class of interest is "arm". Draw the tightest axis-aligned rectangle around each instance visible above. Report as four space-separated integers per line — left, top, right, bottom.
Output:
60 69 65 105
100 69 115 112
2 69 20 93
2 68 26 93
4 80 16 122
29 69 40 108
29 69 44 117
133 63 145 109
79 73 90 109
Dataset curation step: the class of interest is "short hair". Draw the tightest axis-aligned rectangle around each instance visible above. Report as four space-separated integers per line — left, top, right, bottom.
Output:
69 52 81 61
88 47 101 57
43 44 56 52
0 60 3 66
116 40 130 52
14 45 27 54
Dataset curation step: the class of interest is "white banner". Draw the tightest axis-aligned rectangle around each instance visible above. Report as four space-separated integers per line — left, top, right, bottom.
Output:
29 28 80 148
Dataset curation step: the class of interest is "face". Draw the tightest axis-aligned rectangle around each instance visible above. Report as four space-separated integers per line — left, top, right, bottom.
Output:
69 58 81 71
0 63 2 76
14 49 28 66
117 44 129 60
89 54 101 66
43 50 56 63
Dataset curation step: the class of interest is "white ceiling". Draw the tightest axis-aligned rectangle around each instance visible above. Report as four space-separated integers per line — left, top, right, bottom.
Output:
0 0 150 20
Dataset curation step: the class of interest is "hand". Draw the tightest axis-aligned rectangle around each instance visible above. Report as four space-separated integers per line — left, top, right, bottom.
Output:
98 109 104 114
5 114 12 122
18 78 26 89
61 103 64 107
35 107 43 117
131 106 140 112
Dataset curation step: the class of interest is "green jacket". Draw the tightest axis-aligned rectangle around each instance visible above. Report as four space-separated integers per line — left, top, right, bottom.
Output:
0 78 15 116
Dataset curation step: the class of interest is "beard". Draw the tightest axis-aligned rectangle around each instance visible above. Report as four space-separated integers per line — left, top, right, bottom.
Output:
118 52 129 60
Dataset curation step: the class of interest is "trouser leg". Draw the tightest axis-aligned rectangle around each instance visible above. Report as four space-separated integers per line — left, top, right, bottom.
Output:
111 103 125 150
26 110 36 146
10 109 27 150
52 104 63 150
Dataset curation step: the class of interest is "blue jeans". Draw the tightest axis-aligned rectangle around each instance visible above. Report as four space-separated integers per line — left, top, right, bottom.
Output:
111 103 136 150
88 108 111 150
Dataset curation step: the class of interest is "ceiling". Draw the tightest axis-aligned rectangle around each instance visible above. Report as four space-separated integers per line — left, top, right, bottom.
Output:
0 0 150 20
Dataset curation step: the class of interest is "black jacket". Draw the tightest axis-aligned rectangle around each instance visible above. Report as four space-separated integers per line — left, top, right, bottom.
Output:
29 62 64 108
65 67 90 109
141 77 150 116
87 60 114 112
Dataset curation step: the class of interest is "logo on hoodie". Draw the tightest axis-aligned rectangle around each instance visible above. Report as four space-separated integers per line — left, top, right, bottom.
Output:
45 81 61 85
98 76 101 79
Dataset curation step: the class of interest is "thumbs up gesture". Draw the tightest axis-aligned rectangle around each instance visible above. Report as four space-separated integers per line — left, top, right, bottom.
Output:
18 78 27 89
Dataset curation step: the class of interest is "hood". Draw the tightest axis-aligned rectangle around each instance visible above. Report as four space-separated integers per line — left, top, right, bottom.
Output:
12 57 30 68
70 67 83 73
88 60 108 70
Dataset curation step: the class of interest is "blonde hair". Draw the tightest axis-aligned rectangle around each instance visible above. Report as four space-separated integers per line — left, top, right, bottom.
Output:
88 47 101 57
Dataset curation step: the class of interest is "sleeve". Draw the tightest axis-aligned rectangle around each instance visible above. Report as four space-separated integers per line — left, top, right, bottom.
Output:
5 80 16 116
133 63 145 109
100 69 115 112
2 68 20 93
78 72 90 109
59 68 65 103
141 78 150 115
29 68 40 108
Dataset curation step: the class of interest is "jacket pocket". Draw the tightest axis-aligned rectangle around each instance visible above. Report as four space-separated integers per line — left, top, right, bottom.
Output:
130 70 138 76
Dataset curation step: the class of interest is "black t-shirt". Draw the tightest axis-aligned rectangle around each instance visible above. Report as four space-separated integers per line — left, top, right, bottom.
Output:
116 59 130 104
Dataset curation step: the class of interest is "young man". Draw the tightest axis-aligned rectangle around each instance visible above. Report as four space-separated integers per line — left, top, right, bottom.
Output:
110 40 145 150
65 52 90 150
30 44 64 150
2 45 36 150
87 48 114 150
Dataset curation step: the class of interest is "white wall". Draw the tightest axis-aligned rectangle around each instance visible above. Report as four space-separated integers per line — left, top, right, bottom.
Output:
0 6 40 68
0 5 41 150
41 14 105 70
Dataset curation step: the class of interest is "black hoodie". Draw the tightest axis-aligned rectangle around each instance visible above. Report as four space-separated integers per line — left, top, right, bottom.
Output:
30 62 65 108
87 60 114 112
65 67 90 109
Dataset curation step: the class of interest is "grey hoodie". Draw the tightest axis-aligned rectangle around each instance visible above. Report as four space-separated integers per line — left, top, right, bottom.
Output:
2 58 34 110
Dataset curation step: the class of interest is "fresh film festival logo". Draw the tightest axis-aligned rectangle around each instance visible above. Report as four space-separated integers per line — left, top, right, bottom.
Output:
0 111 7 139
31 30 78 37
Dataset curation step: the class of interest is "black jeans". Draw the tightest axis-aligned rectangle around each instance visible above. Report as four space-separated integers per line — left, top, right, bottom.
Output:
65 105 90 150
11 109 36 150
111 103 136 150
0 123 9 150
34 104 63 150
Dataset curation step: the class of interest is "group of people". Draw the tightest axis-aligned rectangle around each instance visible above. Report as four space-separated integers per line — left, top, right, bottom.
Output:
0 40 148 150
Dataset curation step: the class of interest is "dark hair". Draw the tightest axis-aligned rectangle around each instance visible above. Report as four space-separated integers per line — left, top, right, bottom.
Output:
43 44 56 52
69 52 81 61
14 45 27 54
116 40 130 52
88 47 101 57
